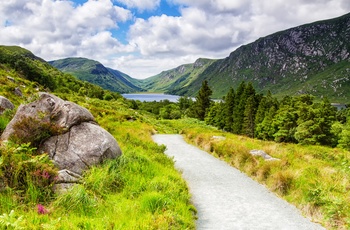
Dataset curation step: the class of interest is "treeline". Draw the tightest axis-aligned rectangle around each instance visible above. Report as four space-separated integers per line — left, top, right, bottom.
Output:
132 80 350 149
205 81 350 148
204 81 345 147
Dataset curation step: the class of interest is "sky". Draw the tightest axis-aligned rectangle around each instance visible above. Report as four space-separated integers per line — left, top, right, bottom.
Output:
0 0 349 79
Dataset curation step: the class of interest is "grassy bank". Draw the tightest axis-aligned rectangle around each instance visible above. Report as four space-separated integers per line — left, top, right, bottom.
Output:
160 118 350 229
0 96 196 229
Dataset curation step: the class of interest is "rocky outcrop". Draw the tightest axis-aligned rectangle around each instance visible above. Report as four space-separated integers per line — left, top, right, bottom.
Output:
1 93 122 190
0 96 14 114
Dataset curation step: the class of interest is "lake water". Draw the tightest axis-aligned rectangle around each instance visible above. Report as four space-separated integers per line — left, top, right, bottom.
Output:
122 93 181 102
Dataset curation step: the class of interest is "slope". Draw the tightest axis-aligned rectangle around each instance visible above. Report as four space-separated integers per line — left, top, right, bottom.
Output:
138 58 217 94
50 57 143 94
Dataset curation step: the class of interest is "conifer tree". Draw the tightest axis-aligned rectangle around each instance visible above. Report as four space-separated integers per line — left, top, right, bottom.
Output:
224 87 235 132
243 95 257 137
232 81 246 134
193 80 212 120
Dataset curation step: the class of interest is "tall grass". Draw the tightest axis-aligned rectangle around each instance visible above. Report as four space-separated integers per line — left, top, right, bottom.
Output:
163 118 350 229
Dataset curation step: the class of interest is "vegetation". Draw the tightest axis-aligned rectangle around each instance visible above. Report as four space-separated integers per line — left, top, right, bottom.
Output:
0 47 196 229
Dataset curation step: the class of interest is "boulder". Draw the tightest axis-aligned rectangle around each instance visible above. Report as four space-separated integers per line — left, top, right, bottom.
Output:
0 96 14 114
1 93 122 190
39 122 122 176
1 92 95 143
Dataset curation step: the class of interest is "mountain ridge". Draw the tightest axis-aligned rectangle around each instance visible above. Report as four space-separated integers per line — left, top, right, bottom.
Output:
49 57 143 94
143 12 350 103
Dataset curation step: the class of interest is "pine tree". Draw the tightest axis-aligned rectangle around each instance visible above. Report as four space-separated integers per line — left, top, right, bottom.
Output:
193 80 212 120
232 81 246 134
243 95 257 138
224 87 235 132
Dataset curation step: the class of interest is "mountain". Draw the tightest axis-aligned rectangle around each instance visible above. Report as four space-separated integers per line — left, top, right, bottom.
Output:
49 57 143 94
0 45 122 101
144 13 350 103
138 58 217 93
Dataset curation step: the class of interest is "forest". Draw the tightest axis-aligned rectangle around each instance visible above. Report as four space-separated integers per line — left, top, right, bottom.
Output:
132 80 350 149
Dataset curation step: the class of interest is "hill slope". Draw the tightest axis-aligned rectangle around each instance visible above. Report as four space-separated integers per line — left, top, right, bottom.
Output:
145 13 350 102
138 58 217 93
50 57 143 94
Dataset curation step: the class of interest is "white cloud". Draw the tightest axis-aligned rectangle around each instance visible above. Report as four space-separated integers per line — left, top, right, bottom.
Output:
115 0 160 11
104 53 198 79
126 0 350 78
1 0 350 79
0 0 132 60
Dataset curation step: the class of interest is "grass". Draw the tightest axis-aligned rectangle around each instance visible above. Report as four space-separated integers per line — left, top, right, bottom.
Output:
0 96 196 230
161 118 350 229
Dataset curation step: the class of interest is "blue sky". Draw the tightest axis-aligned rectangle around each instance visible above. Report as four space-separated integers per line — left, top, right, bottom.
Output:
0 0 349 78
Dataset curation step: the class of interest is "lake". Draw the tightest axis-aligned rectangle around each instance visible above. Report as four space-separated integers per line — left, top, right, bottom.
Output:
122 93 181 102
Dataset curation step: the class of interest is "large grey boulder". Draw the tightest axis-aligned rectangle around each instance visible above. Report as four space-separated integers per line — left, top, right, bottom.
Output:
1 93 122 189
1 93 95 143
39 122 121 175
0 96 14 114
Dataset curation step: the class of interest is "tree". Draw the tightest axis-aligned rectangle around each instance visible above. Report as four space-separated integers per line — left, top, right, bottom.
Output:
232 81 246 134
205 101 225 129
193 80 212 120
243 95 258 138
223 88 235 132
178 96 194 117
255 106 277 140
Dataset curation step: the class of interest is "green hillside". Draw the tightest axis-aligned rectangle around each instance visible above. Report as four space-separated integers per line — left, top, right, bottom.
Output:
50 57 143 94
138 58 217 93
144 13 350 103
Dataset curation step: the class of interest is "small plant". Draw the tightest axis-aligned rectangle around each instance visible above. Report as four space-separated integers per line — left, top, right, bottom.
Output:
10 113 61 146
141 192 170 214
0 210 25 229
53 184 97 216
37 204 49 215
0 109 15 134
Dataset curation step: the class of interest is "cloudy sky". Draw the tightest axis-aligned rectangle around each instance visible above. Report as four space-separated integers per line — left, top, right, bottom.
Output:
1 0 349 79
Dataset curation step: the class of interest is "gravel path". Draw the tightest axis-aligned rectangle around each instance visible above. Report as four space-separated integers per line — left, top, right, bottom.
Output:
152 134 325 230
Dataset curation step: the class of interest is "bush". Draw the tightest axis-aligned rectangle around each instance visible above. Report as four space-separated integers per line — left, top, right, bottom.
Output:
0 142 58 203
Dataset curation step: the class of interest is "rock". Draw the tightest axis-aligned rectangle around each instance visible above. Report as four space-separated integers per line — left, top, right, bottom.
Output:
1 92 95 143
14 87 23 97
0 96 14 114
39 122 122 176
249 149 279 161
211 136 226 141
1 92 122 190
7 76 15 82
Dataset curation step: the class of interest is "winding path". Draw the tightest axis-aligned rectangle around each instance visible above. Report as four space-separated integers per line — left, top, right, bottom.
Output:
152 134 324 230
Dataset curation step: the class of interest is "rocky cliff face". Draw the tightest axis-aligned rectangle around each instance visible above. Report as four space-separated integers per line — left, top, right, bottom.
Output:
225 13 350 84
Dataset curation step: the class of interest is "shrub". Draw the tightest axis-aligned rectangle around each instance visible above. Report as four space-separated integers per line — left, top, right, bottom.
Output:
0 142 58 203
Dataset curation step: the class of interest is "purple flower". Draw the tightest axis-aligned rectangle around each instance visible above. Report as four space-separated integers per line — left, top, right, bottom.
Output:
42 170 50 179
37 204 48 214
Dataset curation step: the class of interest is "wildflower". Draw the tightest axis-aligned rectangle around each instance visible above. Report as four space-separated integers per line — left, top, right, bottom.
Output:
37 204 48 214
42 170 50 179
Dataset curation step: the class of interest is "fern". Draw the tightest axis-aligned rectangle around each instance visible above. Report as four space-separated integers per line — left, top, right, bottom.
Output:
0 210 25 229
